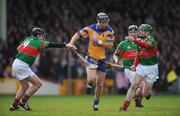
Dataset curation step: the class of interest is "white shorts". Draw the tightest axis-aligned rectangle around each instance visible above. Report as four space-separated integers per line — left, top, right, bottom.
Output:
12 59 35 80
124 68 135 83
136 64 159 83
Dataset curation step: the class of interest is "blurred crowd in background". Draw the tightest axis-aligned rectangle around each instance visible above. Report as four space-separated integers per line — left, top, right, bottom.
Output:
0 0 180 92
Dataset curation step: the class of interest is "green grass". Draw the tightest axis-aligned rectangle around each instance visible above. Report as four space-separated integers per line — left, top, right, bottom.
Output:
0 94 180 116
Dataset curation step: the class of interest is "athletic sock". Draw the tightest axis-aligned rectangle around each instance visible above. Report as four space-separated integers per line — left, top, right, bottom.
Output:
93 99 99 108
87 83 93 88
12 99 20 108
21 94 30 104
122 101 130 110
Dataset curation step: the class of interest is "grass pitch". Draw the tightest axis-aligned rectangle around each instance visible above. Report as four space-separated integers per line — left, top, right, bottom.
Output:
1 94 180 116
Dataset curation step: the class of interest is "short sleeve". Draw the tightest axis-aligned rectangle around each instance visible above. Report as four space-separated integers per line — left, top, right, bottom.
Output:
37 39 50 49
147 36 156 48
76 27 89 39
106 30 115 43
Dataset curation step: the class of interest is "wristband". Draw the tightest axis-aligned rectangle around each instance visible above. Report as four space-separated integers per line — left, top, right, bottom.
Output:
98 40 103 45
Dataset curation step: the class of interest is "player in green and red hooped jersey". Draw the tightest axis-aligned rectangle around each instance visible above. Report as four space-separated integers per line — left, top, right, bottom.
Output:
113 25 145 108
119 24 158 111
9 27 66 111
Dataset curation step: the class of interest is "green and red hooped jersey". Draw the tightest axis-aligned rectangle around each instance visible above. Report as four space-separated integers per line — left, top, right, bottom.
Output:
138 36 158 65
114 40 139 68
16 36 49 66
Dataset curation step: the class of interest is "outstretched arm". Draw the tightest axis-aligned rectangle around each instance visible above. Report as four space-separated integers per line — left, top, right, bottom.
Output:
125 36 153 48
39 40 66 49
69 33 80 45
133 39 152 48
48 42 66 48
66 33 79 50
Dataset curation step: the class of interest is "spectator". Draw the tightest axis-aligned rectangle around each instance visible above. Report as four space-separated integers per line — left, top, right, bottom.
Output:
0 0 178 92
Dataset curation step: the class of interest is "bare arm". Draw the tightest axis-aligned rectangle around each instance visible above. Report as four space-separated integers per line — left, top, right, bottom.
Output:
133 39 153 48
125 36 153 48
69 33 80 45
113 54 119 64
66 33 80 49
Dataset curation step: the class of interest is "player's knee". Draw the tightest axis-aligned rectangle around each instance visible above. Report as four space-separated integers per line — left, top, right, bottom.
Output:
130 83 139 90
87 76 96 82
96 83 104 88
24 85 29 90
87 78 94 83
39 81 43 87
22 84 29 91
36 80 43 88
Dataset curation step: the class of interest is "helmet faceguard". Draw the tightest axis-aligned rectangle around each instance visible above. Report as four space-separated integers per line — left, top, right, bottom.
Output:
128 25 138 38
96 12 110 23
139 24 153 33
128 25 138 32
32 27 46 37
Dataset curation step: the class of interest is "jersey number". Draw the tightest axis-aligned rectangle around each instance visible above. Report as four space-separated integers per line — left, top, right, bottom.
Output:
23 39 33 47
